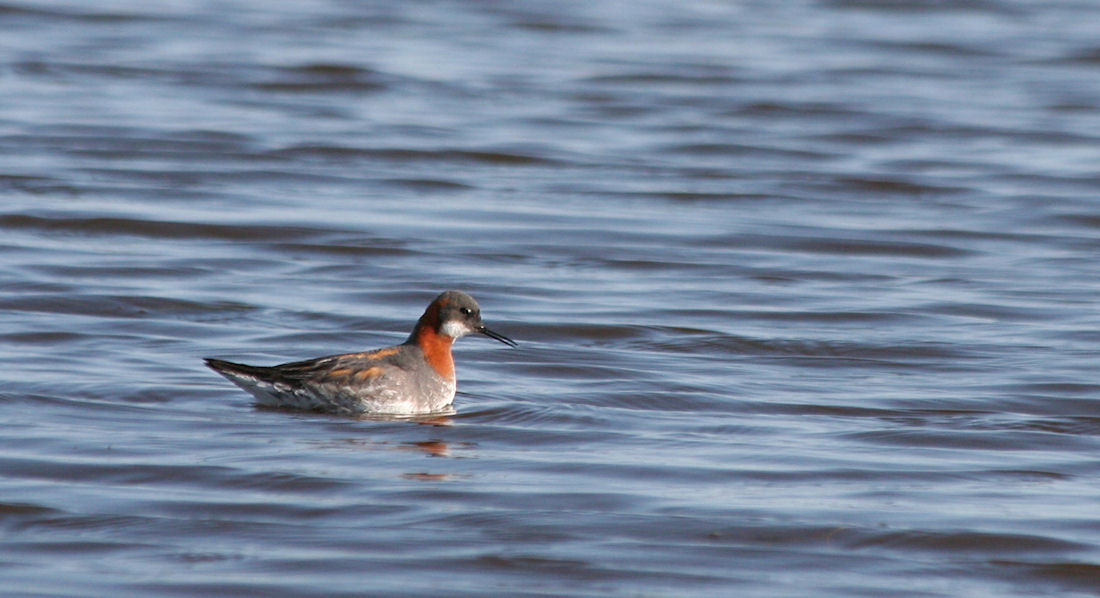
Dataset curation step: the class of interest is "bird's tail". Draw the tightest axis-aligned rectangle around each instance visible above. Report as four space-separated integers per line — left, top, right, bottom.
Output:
204 358 271 381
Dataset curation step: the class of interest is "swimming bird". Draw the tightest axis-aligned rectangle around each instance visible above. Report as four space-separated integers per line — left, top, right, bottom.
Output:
204 290 516 415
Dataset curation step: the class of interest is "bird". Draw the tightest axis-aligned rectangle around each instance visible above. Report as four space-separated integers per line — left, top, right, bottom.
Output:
204 290 516 416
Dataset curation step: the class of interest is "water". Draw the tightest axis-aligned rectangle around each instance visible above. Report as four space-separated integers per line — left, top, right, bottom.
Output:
2 0 1099 596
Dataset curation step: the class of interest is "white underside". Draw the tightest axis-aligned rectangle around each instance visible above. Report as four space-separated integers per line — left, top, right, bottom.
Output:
220 370 456 416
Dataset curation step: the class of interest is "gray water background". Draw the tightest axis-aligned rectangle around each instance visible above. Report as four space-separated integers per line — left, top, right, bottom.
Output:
2 1 1100 596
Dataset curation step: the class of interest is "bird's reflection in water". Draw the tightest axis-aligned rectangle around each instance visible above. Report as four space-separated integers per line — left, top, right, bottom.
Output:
399 439 472 481
299 410 466 479
401 439 451 457
401 472 458 481
299 431 465 479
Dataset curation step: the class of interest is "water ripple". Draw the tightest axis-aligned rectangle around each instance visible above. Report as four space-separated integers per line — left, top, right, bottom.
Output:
2 0 1099 596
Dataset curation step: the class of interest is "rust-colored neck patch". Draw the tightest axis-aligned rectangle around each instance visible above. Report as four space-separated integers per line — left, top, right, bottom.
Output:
408 299 456 380
416 325 455 380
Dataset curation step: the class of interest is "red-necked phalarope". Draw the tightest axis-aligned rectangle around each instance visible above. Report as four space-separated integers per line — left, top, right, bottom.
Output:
205 290 516 415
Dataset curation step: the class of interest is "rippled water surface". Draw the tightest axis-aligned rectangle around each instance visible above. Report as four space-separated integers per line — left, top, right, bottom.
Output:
2 1 1100 596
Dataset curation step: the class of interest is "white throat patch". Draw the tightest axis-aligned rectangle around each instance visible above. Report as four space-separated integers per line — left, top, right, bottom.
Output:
441 319 472 339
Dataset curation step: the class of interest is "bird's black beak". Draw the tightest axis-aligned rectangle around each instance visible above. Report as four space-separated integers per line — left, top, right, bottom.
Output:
477 325 518 348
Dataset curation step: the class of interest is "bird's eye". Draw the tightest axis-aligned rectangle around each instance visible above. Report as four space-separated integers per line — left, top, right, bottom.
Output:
460 307 472 316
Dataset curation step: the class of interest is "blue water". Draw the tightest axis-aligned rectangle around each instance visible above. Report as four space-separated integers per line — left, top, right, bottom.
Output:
1 1 1099 596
